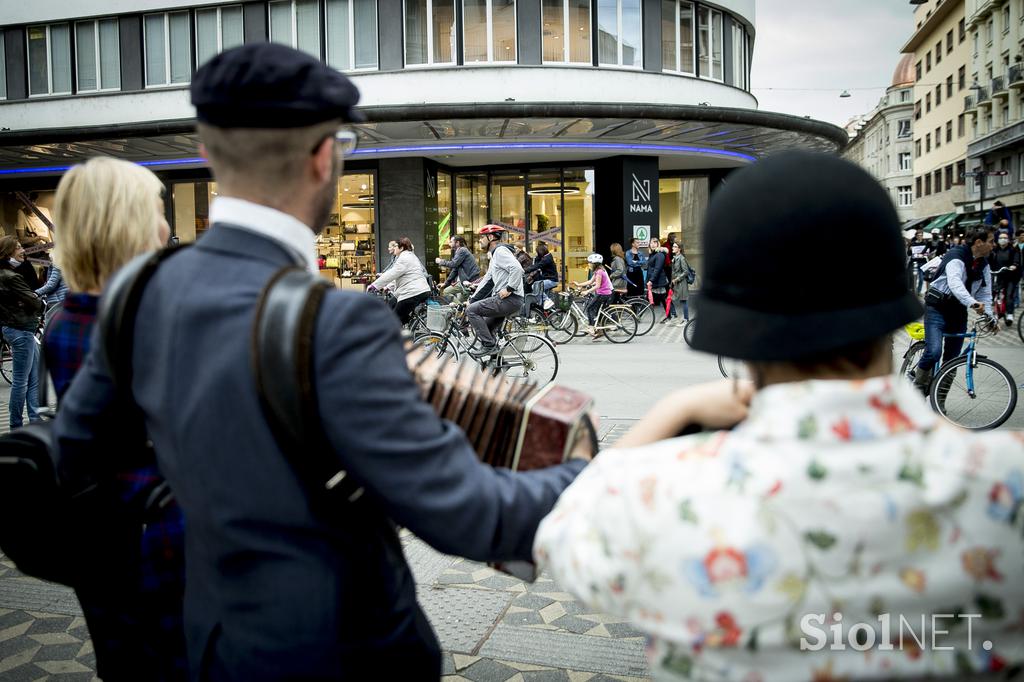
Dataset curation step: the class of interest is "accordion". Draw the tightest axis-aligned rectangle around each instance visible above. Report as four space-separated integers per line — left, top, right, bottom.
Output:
404 341 597 472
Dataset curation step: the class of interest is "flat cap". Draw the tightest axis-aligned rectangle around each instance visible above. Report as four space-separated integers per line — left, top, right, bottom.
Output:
191 43 363 128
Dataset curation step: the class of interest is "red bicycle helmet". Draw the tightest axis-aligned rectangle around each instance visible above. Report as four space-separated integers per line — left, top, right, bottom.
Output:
479 224 506 235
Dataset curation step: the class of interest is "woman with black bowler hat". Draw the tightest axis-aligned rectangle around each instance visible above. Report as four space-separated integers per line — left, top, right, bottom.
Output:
536 151 1024 680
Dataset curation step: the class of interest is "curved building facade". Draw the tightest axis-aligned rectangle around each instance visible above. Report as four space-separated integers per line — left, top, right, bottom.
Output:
0 0 844 284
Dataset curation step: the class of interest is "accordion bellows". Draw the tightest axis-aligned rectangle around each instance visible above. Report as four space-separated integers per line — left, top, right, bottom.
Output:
404 342 594 471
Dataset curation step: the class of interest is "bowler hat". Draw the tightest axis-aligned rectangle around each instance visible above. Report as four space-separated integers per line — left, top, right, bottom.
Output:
690 151 923 361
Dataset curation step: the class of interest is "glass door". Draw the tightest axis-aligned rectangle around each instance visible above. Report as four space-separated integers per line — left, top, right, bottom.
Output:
526 171 564 287
489 172 528 249
562 169 594 286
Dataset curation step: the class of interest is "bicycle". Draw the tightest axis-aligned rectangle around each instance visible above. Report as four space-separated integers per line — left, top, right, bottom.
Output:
990 266 1015 328
547 288 639 344
619 295 656 336
899 315 1017 430
416 303 560 385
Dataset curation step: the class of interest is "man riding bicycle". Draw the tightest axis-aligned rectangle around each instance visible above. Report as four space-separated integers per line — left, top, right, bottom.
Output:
466 224 525 356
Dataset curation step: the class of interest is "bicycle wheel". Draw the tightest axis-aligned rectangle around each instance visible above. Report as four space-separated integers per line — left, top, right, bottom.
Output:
683 317 697 347
544 310 578 345
898 341 927 384
0 337 12 385
415 333 460 362
930 356 1017 430
498 334 559 385
626 298 656 336
602 306 638 344
1018 311 1024 344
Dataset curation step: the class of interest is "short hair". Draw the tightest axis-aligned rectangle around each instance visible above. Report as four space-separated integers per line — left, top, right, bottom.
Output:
396 237 414 251
994 200 1004 207
197 120 341 199
750 335 893 387
966 227 993 247
1016 229 1024 237
0 236 20 261
53 157 165 292
536 242 549 256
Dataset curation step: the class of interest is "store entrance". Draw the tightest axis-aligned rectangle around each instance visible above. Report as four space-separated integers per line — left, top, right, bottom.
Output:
318 171 376 289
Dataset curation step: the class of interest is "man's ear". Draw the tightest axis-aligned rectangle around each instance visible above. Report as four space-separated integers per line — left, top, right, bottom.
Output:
312 136 334 183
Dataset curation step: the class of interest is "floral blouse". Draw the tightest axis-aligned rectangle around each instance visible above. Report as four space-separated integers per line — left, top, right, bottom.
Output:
534 376 1024 681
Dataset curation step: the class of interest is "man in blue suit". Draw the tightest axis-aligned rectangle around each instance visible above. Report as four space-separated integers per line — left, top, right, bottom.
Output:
54 43 591 680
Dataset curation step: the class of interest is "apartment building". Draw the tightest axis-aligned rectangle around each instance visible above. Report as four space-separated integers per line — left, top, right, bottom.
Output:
963 0 1024 224
841 55 916 222
902 0 970 219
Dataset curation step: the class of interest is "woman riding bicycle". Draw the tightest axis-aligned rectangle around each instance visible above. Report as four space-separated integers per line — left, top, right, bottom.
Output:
574 253 613 338
367 237 430 326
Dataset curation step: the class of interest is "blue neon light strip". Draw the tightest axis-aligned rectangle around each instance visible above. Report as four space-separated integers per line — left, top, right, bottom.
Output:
0 142 753 176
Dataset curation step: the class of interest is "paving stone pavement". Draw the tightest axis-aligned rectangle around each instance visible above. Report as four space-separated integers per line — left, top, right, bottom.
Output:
0 421 650 681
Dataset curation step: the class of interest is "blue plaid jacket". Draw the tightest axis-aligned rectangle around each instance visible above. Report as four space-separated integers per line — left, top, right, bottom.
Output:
44 292 187 680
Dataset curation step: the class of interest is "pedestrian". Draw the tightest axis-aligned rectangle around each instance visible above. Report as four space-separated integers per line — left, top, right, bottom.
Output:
907 228 929 294
436 235 480 303
914 228 995 394
608 242 628 300
669 241 691 324
34 263 68 328
0 236 43 429
45 155 184 680
368 236 430 326
466 224 526 355
535 151 1024 680
984 199 1013 237
574 253 613 337
523 241 559 310
625 237 646 296
646 237 670 322
926 227 947 260
53 43 592 681
988 230 1021 325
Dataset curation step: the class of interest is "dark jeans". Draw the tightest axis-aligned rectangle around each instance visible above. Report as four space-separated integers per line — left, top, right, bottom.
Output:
673 299 690 320
585 294 612 325
916 303 967 373
394 292 430 326
2 326 39 428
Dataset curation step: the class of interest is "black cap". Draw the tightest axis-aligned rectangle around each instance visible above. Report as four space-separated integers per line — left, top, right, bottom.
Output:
191 43 363 128
691 151 923 361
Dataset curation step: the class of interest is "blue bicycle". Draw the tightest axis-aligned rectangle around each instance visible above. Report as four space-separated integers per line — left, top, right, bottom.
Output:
899 315 1017 430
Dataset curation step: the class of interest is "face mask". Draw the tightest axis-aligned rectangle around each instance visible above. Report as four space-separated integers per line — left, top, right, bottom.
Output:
999 238 1010 246
8 258 20 267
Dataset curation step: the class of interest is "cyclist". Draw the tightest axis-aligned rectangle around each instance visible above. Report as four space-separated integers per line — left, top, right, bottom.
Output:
435 235 480 303
988 231 1020 325
914 227 995 395
367 237 430 326
575 253 613 338
466 224 525 355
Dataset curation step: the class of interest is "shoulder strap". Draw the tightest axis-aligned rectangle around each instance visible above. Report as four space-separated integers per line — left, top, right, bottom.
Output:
97 244 192 393
251 267 365 504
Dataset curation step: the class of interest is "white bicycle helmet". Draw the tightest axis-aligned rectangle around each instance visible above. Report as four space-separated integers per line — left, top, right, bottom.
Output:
587 253 604 264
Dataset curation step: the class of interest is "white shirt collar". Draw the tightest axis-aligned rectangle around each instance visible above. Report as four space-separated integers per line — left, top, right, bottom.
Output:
209 197 318 273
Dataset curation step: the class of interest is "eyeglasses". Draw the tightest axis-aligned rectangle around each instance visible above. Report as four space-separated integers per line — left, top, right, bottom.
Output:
335 130 358 158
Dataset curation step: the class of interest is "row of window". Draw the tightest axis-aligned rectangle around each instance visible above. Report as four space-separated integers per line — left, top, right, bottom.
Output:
914 160 967 199
972 0 1024 57
914 67 967 120
914 115 966 157
915 17 966 81
3 0 752 99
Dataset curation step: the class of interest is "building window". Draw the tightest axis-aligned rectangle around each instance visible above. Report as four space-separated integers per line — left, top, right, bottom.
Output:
196 6 244 68
270 0 322 58
925 174 932 195
542 0 591 64
730 22 747 88
935 126 941 148
957 160 966 185
959 17 966 42
958 65 965 90
935 41 942 64
925 50 931 72
926 93 931 112
934 170 942 193
1019 154 1024 182
915 60 922 81
74 19 121 92
899 152 912 171
945 165 953 190
661 0 695 75
986 19 993 44
27 23 72 96
897 186 913 207
697 5 722 80
0 33 5 100
958 113 965 137
1003 5 1011 33
1003 157 1012 185
463 0 515 64
897 119 911 138
915 100 922 120
900 88 910 103
597 0 641 67
916 176 922 198
326 0 379 70
946 74 953 98
144 12 191 86
973 33 979 57
946 29 953 54
935 84 941 105
946 120 952 143
926 133 931 152
915 138 921 157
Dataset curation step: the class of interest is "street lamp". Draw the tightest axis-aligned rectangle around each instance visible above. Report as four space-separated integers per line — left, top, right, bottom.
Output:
839 90 851 98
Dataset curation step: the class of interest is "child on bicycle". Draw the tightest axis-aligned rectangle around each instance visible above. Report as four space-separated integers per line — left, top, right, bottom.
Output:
574 254 613 338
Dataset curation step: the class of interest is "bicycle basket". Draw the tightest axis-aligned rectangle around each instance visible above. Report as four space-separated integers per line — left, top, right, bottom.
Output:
426 304 452 332
904 322 925 341
556 293 572 312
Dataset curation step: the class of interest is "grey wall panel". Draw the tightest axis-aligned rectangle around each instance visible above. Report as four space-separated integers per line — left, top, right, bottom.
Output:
722 14 734 87
517 0 541 66
243 2 268 43
643 0 661 73
378 0 404 71
378 157 426 267
4 27 27 100
118 15 144 91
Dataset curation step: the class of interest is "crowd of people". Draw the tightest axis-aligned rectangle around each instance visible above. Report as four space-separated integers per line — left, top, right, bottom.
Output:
0 41 1022 682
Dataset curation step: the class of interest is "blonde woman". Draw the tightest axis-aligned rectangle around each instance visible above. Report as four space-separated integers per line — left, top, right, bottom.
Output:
46 156 181 680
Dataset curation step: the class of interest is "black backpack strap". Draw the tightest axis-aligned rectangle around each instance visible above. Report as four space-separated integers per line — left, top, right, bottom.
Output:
251 267 365 504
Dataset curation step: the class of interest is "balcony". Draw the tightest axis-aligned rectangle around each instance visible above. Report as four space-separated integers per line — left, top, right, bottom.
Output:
977 86 993 107
993 75 1009 99
965 94 979 113
1010 64 1024 88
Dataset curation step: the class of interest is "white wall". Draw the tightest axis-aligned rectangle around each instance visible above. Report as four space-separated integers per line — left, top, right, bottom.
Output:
2 0 230 24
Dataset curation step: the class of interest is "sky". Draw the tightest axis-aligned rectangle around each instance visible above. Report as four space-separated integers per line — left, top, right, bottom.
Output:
750 0 915 128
